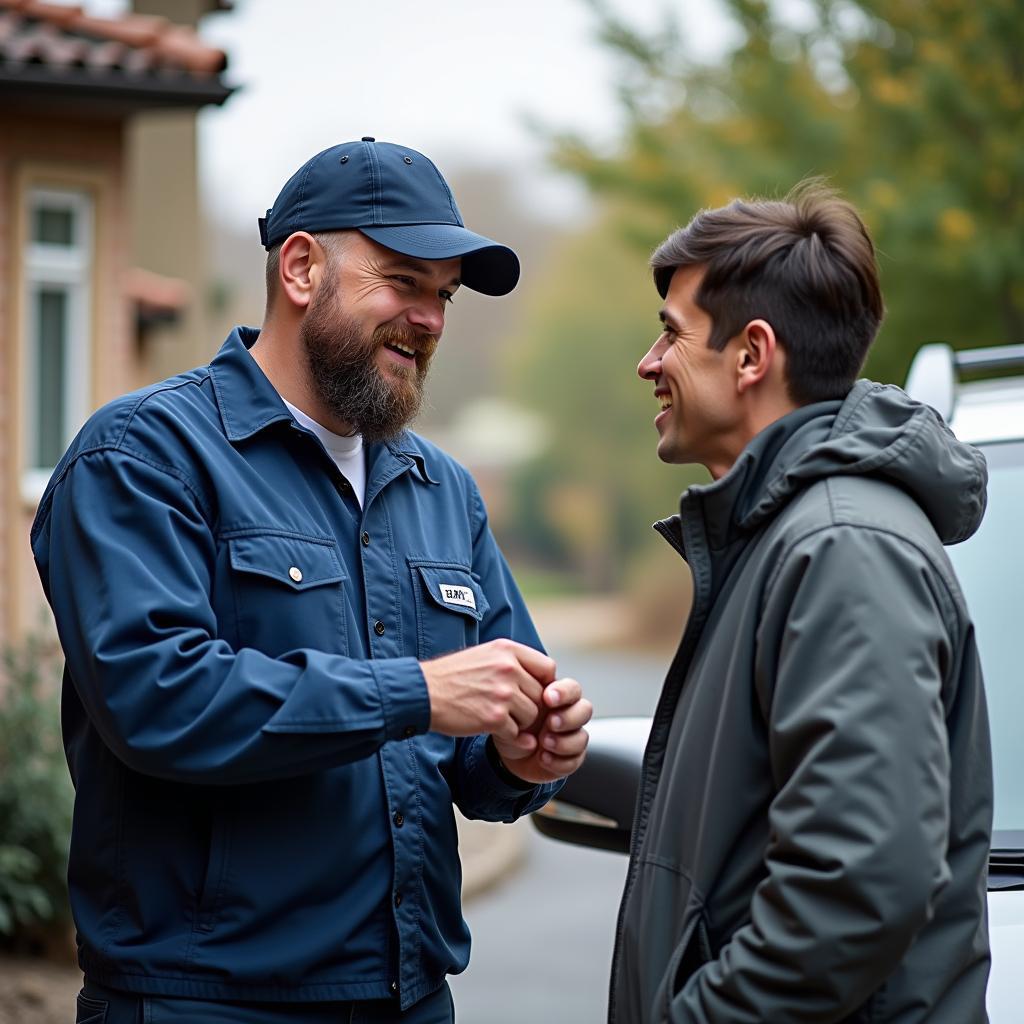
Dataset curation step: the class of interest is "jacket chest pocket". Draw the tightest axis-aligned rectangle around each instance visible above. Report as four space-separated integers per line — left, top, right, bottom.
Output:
225 533 348 657
409 560 489 659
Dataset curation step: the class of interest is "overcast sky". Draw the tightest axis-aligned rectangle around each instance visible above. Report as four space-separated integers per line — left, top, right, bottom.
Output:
70 0 734 230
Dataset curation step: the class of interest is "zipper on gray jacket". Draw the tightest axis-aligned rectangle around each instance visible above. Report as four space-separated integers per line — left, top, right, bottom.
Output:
607 495 714 1022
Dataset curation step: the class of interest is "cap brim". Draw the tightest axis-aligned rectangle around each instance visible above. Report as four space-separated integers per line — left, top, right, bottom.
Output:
359 224 520 296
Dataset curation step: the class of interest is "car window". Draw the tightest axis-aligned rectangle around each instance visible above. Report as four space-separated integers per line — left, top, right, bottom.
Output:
945 440 1024 833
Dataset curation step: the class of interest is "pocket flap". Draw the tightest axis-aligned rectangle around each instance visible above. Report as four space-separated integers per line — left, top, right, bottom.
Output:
228 534 345 590
413 564 488 622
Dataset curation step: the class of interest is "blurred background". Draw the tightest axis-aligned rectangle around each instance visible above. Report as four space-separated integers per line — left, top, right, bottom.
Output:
1 0 1021 1020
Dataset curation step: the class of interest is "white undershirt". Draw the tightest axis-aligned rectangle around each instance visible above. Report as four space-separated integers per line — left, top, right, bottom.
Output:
283 398 366 508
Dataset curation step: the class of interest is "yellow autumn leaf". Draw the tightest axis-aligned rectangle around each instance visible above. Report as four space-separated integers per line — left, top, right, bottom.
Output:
938 208 976 242
872 76 914 105
868 180 901 210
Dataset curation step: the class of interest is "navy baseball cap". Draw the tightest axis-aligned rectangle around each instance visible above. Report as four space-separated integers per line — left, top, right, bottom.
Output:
258 138 520 296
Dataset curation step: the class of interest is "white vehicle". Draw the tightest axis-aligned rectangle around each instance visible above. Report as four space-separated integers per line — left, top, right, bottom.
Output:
534 343 1024 1020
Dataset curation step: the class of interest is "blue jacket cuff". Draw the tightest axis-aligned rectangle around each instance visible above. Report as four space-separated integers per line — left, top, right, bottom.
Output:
371 657 432 741
471 734 562 806
484 736 537 791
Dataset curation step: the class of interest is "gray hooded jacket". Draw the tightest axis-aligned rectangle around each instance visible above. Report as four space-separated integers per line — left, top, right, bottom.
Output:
610 381 992 1023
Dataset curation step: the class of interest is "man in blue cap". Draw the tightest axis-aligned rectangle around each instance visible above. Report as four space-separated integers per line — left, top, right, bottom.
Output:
32 138 592 1023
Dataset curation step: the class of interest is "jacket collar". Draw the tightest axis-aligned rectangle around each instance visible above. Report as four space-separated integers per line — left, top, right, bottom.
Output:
208 326 294 441
208 326 441 486
663 376 987 556
385 434 441 486
655 398 842 558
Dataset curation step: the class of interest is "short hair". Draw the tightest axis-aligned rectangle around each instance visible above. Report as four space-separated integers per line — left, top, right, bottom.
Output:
650 180 884 405
264 230 351 314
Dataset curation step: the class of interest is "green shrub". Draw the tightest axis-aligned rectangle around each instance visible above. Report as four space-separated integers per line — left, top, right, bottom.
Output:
0 631 73 948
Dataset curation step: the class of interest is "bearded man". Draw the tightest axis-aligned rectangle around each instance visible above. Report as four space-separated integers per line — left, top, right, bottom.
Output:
31 139 591 1024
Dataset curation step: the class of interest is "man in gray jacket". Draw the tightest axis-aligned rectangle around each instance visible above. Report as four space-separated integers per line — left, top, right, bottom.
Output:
612 182 992 1023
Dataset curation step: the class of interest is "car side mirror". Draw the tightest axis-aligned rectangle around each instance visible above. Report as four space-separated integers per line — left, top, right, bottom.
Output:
531 717 651 854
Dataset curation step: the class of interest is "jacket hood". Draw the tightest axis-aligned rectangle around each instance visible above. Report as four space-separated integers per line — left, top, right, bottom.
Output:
682 380 988 546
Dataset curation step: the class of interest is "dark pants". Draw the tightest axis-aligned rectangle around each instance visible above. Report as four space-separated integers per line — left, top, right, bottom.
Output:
76 980 455 1024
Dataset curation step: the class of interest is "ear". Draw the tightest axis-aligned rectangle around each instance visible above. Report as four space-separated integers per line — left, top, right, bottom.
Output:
277 232 325 311
735 319 778 395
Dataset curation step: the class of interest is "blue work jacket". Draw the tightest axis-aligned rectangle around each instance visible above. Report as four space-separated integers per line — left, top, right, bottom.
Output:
30 327 558 1008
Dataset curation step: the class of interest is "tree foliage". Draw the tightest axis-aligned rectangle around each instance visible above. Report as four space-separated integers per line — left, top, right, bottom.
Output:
555 0 1024 382
504 214 707 588
505 0 1022 585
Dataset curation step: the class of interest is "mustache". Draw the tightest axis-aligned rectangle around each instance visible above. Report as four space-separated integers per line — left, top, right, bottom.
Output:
373 323 438 360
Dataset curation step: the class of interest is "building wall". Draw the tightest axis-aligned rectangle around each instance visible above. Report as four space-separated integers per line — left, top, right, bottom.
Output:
0 113 133 646
133 0 221 28
127 0 223 376
126 109 219 377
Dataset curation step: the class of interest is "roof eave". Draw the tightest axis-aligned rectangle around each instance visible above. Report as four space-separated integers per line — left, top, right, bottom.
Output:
0 63 234 110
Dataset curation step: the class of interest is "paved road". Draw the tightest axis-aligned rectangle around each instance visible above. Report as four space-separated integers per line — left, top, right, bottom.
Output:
451 646 666 1023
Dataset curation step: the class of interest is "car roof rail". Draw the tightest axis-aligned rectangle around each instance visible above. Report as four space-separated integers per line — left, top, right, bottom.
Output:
905 343 1024 421
954 344 1024 372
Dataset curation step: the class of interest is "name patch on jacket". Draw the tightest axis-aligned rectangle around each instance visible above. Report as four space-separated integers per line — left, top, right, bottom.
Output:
438 582 476 610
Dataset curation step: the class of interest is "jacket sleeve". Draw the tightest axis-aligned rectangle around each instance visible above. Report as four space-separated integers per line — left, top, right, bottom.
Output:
667 525 956 1024
32 449 432 785
448 482 561 821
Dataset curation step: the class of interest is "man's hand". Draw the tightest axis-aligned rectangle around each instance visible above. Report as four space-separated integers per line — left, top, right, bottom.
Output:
421 639 556 749
492 678 592 784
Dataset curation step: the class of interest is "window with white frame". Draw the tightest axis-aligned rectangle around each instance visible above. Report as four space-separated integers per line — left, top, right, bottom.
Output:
23 187 93 500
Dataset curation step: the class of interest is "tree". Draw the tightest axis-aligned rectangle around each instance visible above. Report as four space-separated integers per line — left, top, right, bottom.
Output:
503 212 707 588
506 0 1022 587
553 0 1024 384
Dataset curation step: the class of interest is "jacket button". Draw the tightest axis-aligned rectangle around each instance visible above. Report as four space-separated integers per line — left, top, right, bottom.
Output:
374 620 386 636
393 811 404 827
361 531 370 546
394 891 403 907
288 566 302 582
390 980 398 995
403 726 415 738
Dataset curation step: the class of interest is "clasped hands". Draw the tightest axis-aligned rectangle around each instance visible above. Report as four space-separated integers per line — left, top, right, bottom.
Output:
420 639 592 784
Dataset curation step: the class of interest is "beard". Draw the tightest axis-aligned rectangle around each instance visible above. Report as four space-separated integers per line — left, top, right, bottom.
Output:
300 286 437 443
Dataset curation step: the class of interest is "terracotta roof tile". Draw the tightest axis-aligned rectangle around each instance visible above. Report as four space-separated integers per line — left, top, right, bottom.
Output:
0 0 227 77
83 37 125 70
